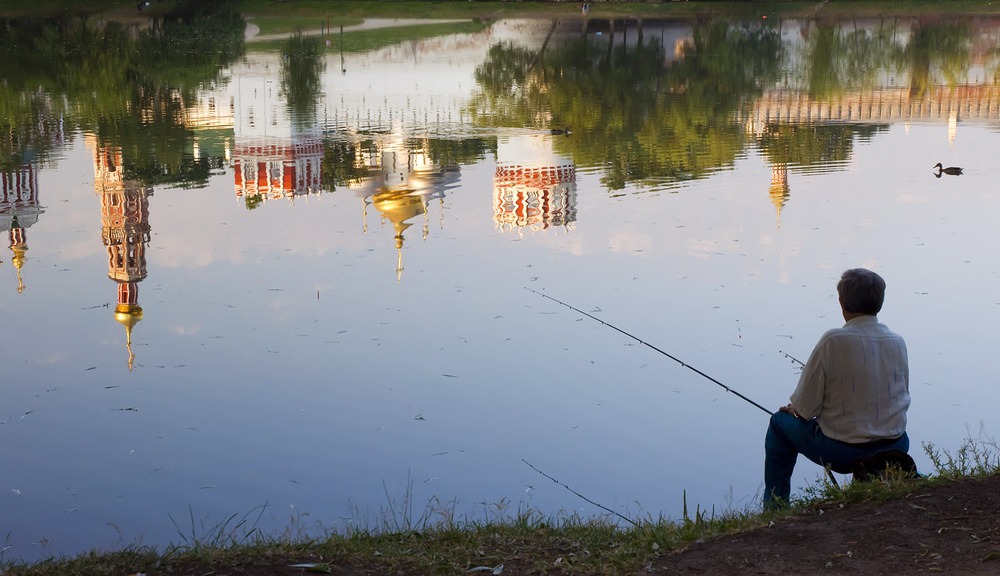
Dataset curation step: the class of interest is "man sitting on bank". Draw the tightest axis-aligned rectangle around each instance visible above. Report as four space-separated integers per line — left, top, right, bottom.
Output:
763 268 911 508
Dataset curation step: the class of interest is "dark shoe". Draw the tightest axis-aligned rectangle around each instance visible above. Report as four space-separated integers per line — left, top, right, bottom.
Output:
762 494 789 512
851 450 918 482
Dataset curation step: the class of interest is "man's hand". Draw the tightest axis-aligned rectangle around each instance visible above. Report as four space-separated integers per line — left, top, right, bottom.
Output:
778 403 801 418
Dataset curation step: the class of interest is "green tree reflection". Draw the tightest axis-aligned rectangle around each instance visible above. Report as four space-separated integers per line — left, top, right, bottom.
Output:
0 5 245 185
799 21 898 98
793 17 972 99
322 139 374 192
891 18 971 98
422 138 497 167
468 19 783 191
756 123 887 168
281 33 326 127
245 192 264 211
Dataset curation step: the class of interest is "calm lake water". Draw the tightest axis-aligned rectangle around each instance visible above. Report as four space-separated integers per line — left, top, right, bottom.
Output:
2 8 1000 562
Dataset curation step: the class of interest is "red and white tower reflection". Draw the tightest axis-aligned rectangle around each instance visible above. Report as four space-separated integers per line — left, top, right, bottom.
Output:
1 164 43 294
493 135 577 233
232 138 324 204
88 136 153 370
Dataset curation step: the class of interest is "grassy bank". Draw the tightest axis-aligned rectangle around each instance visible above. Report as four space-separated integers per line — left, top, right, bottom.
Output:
0 511 760 576
4 0 1000 21
3 439 998 576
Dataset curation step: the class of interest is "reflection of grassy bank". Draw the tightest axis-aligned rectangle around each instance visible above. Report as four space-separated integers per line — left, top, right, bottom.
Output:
249 21 491 53
249 16 364 37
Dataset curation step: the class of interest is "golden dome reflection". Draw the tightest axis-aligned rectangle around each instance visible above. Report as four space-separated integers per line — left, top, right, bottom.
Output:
115 294 143 372
769 163 790 230
9 228 27 294
372 188 427 282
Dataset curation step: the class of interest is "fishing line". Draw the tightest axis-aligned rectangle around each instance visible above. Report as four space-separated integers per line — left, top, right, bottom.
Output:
526 287 842 490
522 459 638 527
525 287 772 415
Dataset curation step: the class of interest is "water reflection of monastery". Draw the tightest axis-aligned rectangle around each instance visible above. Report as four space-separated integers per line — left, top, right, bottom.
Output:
233 138 323 202
494 136 577 234
746 18 1000 226
200 17 1000 239
87 135 152 370
226 71 324 205
218 68 463 263
1 165 43 294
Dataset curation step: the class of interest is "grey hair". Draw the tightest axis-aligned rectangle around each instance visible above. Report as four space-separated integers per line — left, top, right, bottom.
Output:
837 268 886 315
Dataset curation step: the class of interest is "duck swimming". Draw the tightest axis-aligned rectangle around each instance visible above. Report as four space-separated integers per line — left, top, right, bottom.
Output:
549 128 572 136
933 162 963 176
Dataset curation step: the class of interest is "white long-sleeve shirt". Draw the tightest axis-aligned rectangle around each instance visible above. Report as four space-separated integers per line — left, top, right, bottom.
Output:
790 315 910 444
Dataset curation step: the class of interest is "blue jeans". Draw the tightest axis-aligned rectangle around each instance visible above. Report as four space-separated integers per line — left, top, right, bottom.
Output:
763 411 909 507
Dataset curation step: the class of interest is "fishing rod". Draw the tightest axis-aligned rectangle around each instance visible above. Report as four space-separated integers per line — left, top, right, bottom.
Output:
526 288 843 489
781 350 805 367
525 287 772 416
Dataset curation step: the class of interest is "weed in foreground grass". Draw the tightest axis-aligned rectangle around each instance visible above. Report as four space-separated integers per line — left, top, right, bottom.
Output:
923 428 1000 479
167 503 269 552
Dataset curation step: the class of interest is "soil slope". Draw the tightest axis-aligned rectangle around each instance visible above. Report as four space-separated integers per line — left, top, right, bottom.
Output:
655 473 1000 575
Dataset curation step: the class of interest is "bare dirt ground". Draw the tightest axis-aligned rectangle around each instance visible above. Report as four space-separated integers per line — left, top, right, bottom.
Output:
655 473 1000 575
